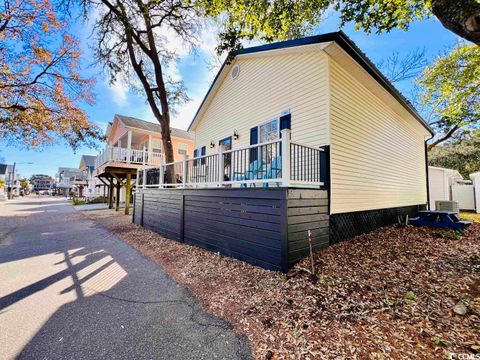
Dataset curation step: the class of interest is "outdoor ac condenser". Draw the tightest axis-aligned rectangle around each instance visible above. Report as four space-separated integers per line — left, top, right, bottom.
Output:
435 200 459 213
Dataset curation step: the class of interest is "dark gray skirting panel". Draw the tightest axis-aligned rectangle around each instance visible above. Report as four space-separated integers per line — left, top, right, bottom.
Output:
133 188 329 272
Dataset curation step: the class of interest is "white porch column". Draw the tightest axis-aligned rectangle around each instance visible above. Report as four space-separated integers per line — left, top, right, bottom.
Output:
217 146 224 187
127 130 132 164
148 134 153 165
182 154 188 188
281 129 291 187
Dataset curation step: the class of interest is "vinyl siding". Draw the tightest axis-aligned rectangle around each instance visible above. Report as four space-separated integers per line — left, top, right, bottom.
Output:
329 58 428 214
194 50 329 151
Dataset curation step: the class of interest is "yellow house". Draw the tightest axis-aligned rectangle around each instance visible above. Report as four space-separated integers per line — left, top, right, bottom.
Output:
187 31 434 243
94 114 194 213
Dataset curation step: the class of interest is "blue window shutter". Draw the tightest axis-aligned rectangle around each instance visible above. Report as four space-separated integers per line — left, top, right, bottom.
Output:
250 127 258 163
193 149 198 167
279 113 291 138
201 146 206 165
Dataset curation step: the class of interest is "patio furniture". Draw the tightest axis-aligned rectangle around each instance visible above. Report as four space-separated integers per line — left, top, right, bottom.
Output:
233 160 263 188
262 156 282 187
409 210 472 231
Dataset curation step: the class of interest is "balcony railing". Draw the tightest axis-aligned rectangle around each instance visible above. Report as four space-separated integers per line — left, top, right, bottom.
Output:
137 129 326 189
95 146 163 169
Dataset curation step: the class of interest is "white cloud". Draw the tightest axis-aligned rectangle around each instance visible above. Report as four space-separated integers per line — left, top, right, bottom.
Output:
110 80 129 107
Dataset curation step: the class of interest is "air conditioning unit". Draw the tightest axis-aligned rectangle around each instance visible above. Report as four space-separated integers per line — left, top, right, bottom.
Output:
435 200 459 213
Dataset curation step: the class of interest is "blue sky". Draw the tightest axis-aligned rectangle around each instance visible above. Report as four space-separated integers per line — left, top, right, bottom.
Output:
0 12 459 179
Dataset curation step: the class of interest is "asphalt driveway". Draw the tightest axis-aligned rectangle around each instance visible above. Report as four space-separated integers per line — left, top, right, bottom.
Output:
0 196 250 360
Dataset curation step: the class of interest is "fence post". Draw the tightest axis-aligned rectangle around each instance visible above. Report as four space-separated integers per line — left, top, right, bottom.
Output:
182 154 188 188
281 129 291 187
218 146 224 187
159 164 164 189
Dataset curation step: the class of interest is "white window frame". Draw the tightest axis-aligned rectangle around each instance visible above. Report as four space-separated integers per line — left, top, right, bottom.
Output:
178 143 188 155
257 117 280 143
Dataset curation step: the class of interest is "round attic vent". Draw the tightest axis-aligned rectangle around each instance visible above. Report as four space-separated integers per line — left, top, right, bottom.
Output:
231 65 240 80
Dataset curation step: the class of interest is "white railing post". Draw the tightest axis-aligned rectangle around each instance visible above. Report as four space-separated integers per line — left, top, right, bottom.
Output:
142 168 146 189
159 164 164 188
182 154 188 188
217 146 224 187
281 129 291 187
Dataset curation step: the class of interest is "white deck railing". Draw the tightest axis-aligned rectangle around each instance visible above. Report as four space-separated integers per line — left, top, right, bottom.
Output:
137 129 326 189
95 146 163 169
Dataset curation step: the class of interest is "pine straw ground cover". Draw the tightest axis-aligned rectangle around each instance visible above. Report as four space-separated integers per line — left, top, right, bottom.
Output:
83 210 480 359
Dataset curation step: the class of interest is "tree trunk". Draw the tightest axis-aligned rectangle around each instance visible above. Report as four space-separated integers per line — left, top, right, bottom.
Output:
431 0 480 45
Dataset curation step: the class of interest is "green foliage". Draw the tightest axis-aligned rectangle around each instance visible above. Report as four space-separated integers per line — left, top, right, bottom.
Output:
19 178 29 190
432 336 448 347
199 0 329 56
72 197 86 205
336 0 430 34
419 43 480 146
202 0 432 56
431 229 463 241
428 133 480 177
405 291 416 301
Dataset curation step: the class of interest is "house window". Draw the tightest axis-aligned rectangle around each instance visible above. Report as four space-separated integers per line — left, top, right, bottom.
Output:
178 143 188 155
152 140 162 153
259 118 279 143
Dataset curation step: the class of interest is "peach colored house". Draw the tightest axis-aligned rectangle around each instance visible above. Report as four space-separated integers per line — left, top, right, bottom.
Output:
94 114 194 213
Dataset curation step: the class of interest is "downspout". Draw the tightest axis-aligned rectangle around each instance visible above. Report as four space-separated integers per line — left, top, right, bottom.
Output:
424 134 434 210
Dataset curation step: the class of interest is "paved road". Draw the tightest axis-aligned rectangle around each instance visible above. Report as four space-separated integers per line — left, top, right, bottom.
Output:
0 196 250 360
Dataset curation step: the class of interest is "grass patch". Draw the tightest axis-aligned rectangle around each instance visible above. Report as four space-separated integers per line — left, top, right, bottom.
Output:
72 199 87 206
461 211 480 223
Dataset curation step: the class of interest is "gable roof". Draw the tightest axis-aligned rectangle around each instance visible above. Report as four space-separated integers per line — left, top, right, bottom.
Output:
80 155 96 167
116 114 194 140
188 31 434 135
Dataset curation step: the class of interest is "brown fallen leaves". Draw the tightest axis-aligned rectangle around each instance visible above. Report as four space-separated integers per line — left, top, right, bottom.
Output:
83 210 480 359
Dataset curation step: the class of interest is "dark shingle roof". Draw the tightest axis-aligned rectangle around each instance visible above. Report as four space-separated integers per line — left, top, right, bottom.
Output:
116 115 194 140
0 164 7 175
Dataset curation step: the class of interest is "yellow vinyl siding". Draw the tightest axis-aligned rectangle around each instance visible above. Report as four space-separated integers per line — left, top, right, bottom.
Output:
194 50 329 151
329 58 428 214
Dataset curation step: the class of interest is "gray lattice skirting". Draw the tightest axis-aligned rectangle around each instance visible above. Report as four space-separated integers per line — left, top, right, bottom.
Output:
329 205 425 244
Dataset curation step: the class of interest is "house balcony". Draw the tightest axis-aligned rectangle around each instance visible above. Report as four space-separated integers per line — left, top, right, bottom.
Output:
94 146 163 177
137 129 328 189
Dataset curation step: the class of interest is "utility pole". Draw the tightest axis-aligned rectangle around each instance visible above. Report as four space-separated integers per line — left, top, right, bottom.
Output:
8 162 16 200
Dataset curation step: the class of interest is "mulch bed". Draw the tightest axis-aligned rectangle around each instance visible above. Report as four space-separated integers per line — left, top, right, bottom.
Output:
83 210 480 359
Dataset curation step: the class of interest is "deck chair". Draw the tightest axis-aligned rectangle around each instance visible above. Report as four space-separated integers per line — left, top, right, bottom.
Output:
262 156 282 187
233 160 262 188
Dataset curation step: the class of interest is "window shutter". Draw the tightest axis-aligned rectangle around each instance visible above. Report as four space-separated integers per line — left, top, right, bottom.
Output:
279 113 291 139
250 127 258 163
201 146 206 165
193 149 198 167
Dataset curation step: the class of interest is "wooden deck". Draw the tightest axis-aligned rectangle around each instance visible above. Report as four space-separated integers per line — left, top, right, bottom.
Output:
133 188 329 272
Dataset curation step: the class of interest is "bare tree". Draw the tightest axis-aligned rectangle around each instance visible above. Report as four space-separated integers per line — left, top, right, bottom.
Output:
85 0 199 180
377 48 427 83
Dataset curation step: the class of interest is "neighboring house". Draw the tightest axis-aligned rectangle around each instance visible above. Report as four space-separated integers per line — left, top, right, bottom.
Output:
56 167 86 196
134 31 435 273
31 176 55 192
79 155 104 199
93 114 194 213
5 165 21 196
428 166 464 209
0 164 7 201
